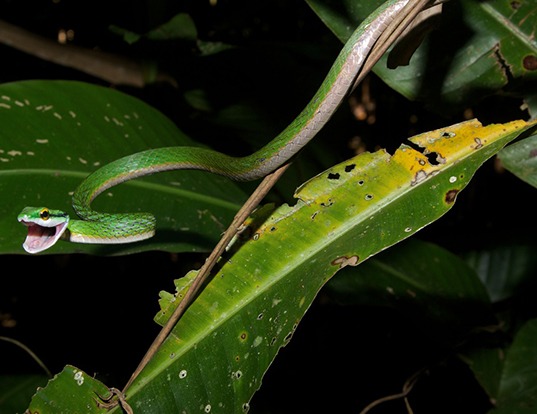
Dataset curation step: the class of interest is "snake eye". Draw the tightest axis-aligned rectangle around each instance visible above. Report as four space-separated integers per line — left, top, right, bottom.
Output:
40 208 50 220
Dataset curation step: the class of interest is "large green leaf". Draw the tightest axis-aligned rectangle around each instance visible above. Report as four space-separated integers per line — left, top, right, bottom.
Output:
489 319 537 413
325 238 495 343
465 244 537 303
27 366 110 414
0 80 246 255
305 0 537 113
131 119 533 412
27 119 534 412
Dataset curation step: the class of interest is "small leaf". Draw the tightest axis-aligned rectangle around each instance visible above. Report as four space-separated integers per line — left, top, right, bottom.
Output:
459 346 504 402
28 365 110 413
110 13 197 44
146 14 198 42
465 244 537 303
489 319 537 413
498 134 537 189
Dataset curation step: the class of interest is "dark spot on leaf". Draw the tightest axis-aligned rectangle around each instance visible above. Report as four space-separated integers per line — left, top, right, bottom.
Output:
510 0 521 9
270 337 277 346
311 211 318 220
365 194 373 200
270 226 276 232
320 199 334 207
441 131 456 138
345 164 356 173
327 172 340 180
240 332 247 341
445 189 459 204
524 55 537 70
358 179 365 186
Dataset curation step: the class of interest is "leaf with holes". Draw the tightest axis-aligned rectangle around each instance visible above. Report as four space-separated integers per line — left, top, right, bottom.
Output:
94 118 533 413
305 0 537 114
26 119 534 412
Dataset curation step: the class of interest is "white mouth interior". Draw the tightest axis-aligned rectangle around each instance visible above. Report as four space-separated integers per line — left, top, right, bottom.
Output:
20 220 69 254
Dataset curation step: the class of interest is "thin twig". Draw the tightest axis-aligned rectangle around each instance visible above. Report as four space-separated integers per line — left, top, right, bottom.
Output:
359 368 423 414
96 387 134 414
123 163 291 392
0 336 52 378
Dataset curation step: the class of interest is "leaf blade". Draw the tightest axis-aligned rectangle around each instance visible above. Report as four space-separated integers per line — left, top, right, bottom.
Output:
121 119 534 412
0 80 246 255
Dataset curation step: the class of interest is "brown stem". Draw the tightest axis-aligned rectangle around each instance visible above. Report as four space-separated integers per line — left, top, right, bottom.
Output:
359 368 423 414
0 19 175 87
123 163 291 392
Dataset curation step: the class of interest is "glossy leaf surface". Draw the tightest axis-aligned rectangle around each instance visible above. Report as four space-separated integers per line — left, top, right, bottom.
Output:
120 119 533 413
498 134 537 189
0 80 246 255
305 0 537 113
490 319 537 413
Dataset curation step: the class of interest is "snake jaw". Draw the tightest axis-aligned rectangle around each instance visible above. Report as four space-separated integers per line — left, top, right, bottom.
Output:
17 207 70 254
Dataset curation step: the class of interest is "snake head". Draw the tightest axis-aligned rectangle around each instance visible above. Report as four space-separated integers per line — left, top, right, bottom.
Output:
17 207 70 254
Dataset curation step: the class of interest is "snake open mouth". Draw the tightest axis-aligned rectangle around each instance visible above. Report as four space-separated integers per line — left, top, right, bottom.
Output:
19 220 69 254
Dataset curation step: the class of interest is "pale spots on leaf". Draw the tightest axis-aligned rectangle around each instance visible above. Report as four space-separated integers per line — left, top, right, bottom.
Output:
35 105 53 112
252 336 263 347
331 255 359 269
73 370 84 386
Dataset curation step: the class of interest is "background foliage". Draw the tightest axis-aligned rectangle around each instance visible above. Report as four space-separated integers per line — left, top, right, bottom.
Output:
1 0 537 413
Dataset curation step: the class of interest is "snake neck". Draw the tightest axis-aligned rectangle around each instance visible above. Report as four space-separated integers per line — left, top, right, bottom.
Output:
66 213 156 244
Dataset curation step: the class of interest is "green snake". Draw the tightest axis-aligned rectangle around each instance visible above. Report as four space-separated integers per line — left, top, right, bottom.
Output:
18 0 409 254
